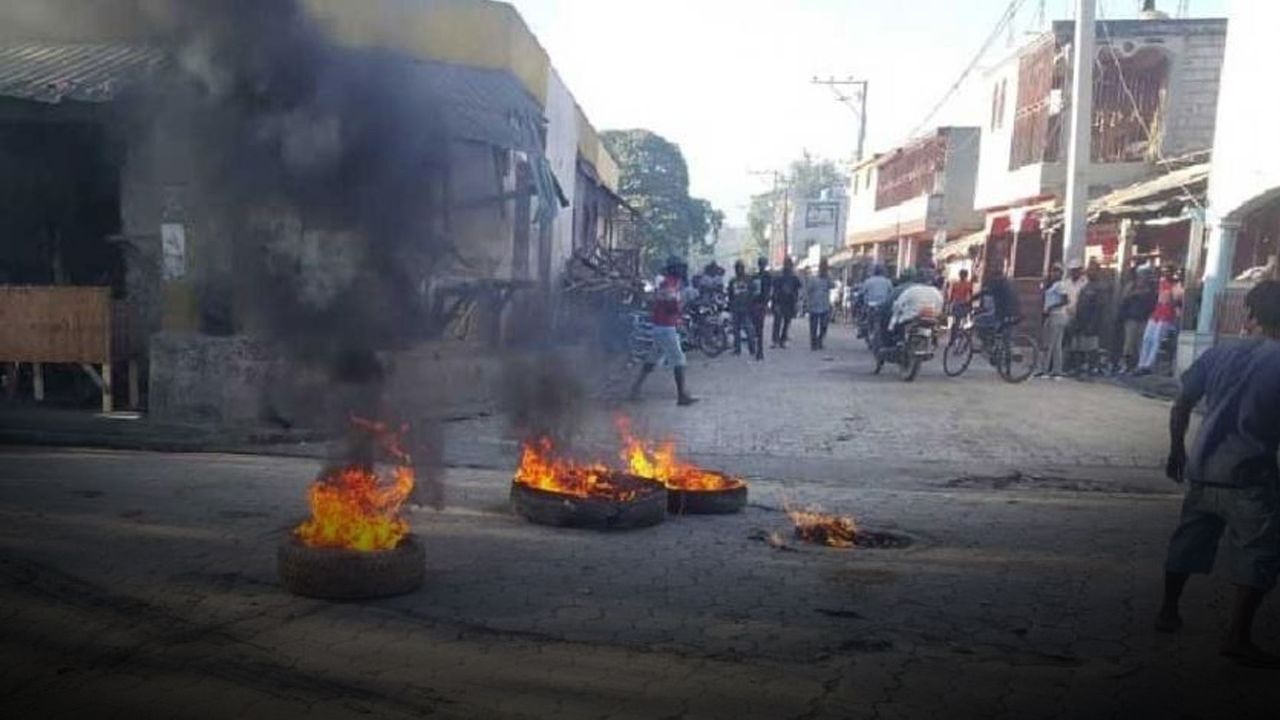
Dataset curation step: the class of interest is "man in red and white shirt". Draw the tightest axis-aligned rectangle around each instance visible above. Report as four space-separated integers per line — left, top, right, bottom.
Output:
629 256 699 406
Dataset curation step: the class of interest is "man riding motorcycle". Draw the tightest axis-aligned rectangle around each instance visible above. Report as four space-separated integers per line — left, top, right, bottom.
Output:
857 265 894 338
878 269 943 348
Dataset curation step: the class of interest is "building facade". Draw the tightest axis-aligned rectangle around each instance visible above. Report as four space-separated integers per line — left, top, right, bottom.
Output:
845 127 983 277
0 0 623 423
972 17 1225 285
1181 0 1280 370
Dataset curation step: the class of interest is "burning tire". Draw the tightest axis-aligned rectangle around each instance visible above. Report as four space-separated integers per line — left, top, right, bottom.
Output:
511 473 667 530
277 534 425 600
667 482 747 515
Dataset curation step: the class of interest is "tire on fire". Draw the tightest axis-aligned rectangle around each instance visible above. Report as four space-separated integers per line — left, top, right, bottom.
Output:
277 534 425 600
511 474 667 530
667 482 747 515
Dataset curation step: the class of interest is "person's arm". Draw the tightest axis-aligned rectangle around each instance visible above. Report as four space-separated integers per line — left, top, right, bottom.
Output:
1167 354 1209 482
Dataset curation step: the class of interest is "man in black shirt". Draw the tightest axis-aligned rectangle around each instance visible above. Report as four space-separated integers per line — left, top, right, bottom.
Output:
749 257 772 361
771 257 802 349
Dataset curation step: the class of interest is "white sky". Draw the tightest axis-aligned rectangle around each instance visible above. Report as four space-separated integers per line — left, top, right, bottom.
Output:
509 0 1229 224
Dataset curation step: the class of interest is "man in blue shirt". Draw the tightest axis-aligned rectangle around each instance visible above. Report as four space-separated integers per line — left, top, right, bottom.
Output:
1158 280 1280 667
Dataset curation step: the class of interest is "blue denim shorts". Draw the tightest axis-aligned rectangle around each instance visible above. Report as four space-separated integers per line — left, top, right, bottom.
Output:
647 325 686 368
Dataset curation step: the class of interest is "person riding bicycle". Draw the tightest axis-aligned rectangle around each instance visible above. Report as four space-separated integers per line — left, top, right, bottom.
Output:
974 265 1022 346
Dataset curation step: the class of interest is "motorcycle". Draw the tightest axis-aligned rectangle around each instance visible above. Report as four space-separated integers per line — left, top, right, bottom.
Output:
681 292 730 358
870 311 938 382
855 297 881 351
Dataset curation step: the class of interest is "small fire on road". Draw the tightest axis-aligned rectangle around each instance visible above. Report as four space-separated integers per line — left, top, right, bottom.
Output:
294 417 415 552
786 503 858 548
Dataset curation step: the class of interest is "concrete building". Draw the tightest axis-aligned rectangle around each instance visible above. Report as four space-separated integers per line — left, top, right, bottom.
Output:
1180 0 1280 371
0 0 623 424
845 127 983 277
970 15 1226 312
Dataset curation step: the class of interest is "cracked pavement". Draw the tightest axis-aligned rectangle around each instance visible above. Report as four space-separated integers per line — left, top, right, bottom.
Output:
1 325 1277 719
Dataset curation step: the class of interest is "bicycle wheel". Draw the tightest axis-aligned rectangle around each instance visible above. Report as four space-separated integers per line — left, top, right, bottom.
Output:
998 334 1039 384
943 329 974 377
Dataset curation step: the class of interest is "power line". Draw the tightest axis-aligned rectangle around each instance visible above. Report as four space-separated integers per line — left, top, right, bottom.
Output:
906 0 1033 141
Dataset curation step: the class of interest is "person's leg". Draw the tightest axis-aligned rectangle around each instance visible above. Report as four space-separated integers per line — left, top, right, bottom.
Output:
1048 316 1067 375
771 310 782 347
1123 320 1142 370
656 327 696 405
732 312 745 354
1219 483 1280 664
1138 319 1160 371
818 312 830 348
1160 484 1226 631
752 308 766 360
629 362 655 400
780 312 792 347
809 312 820 349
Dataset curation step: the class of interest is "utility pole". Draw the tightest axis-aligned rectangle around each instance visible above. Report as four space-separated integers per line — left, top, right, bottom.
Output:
811 77 870 162
1062 0 1095 270
750 169 792 264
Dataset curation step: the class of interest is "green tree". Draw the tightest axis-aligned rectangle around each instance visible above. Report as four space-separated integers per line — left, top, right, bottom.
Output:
601 129 721 272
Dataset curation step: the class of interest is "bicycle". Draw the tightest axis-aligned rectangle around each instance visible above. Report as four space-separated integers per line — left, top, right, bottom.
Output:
943 314 1038 383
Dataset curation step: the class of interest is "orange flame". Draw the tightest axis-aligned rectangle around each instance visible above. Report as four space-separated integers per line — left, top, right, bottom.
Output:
786 501 857 548
515 437 647 500
294 418 414 552
616 416 745 492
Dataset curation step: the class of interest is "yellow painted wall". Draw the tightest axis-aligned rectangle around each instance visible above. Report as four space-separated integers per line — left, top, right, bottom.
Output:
303 0 548 105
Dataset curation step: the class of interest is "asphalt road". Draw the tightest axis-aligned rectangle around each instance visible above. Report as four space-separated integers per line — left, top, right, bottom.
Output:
1 325 1276 719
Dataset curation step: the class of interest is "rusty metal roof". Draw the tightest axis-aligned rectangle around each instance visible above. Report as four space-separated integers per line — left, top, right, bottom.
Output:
0 43 166 104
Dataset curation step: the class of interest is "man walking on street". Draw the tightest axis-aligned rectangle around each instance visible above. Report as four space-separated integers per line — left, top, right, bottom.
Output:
1037 264 1069 378
771 257 802 348
629 256 698 406
1157 280 1280 667
805 258 835 350
749 257 772 361
728 260 755 357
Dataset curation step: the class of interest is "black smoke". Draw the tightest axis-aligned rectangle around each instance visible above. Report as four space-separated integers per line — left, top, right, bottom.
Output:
126 0 453 498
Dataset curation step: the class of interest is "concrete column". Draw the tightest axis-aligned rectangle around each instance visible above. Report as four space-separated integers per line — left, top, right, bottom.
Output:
1196 220 1240 335
1183 212 1207 286
1178 219 1239 375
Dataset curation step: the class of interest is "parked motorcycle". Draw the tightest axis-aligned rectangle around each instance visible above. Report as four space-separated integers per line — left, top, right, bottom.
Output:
870 313 938 382
681 293 730 358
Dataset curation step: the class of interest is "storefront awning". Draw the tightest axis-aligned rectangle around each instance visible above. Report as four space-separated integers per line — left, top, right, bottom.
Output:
936 230 987 261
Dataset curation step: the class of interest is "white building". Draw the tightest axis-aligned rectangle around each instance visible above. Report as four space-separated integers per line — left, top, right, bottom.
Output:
845 127 983 276
1181 0 1280 369
966 14 1225 316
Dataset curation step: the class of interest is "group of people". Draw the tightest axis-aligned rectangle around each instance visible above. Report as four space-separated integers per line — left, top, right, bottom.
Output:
726 256 837 359
941 258 1185 381
628 254 839 406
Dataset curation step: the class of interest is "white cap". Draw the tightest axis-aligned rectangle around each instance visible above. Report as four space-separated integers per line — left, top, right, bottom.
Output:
1067 259 1084 270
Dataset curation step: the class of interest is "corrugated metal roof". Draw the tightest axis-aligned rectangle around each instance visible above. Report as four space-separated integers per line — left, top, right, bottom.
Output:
0 43 166 104
1042 162 1210 229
